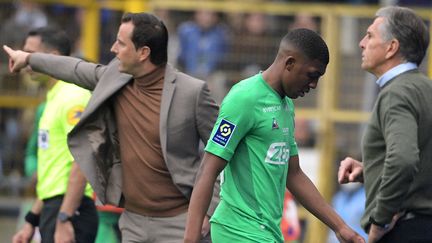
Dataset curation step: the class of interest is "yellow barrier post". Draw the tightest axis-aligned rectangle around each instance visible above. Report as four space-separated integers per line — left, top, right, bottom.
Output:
124 0 148 13
81 1 100 62
304 12 341 243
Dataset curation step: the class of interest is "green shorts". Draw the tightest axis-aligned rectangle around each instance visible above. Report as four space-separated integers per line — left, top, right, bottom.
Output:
211 222 277 243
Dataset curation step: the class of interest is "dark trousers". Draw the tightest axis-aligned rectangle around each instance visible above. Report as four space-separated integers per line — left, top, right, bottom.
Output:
378 214 432 243
40 195 98 243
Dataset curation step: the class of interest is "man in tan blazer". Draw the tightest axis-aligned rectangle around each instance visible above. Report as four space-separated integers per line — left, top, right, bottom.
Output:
5 12 219 243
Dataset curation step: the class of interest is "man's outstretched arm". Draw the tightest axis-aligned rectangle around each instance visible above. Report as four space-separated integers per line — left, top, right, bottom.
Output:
4 45 107 91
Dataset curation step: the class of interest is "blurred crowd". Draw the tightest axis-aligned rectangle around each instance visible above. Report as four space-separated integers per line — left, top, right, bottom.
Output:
0 1 325 186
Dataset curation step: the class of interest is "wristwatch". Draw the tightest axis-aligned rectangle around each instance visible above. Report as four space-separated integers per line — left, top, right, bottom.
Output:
57 212 73 223
369 216 390 230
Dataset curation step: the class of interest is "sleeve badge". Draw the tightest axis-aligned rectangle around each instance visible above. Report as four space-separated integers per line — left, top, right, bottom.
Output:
67 105 85 125
211 119 236 147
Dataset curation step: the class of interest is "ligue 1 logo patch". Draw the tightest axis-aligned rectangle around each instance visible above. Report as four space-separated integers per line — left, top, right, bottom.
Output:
212 119 236 147
67 105 85 125
272 117 279 130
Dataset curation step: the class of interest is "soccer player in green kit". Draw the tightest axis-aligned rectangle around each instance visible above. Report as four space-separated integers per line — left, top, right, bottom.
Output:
184 29 365 243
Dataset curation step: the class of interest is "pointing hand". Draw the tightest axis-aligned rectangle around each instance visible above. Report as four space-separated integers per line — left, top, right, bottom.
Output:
3 45 31 73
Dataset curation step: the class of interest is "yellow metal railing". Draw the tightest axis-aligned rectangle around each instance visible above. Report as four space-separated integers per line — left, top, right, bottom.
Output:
0 95 42 108
25 1 431 75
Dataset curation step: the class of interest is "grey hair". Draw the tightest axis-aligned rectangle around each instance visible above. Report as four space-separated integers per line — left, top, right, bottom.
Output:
376 6 429 65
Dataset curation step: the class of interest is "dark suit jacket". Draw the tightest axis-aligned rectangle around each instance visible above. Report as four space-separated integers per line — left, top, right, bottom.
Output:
29 54 220 215
361 70 432 229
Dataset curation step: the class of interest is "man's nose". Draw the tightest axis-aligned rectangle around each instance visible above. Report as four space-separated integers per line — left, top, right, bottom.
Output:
359 37 366 49
110 43 117 53
309 80 317 89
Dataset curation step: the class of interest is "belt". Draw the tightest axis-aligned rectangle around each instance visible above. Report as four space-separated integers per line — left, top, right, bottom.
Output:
399 212 432 221
42 195 93 203
400 212 417 221
42 195 64 203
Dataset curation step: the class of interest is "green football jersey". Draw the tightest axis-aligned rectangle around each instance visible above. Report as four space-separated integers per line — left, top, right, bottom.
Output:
206 73 298 242
37 81 92 200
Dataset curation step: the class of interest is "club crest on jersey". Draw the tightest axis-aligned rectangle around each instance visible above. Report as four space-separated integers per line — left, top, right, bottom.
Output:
212 119 236 147
67 105 85 125
272 118 279 129
38 129 49 149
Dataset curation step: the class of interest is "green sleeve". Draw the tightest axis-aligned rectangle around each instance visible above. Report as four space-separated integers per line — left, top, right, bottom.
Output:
205 88 255 161
24 102 46 177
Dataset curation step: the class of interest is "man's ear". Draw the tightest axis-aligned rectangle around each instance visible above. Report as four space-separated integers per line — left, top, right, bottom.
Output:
385 39 400 60
139 46 151 62
48 49 60 55
285 56 295 71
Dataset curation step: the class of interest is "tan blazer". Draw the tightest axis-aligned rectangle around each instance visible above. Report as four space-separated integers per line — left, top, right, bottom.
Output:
30 54 220 215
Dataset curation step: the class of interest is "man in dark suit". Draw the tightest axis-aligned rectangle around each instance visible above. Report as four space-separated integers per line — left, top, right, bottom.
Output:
338 6 432 243
5 12 219 243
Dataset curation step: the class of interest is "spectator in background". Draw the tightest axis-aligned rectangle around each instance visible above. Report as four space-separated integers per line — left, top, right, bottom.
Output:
231 12 278 78
154 7 180 66
177 9 228 79
13 1 47 29
225 12 243 36
221 12 279 102
289 13 318 32
177 9 228 103
328 183 368 243
0 0 47 50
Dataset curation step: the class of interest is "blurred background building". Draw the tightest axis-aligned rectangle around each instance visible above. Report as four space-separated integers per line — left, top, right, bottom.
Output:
0 0 430 242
